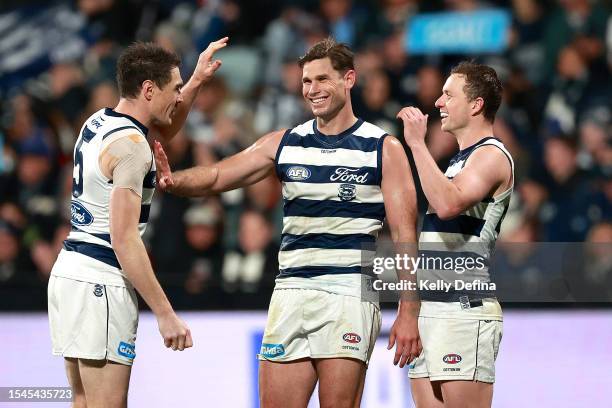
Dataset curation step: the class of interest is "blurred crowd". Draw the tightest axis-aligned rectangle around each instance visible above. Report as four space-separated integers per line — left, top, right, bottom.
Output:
0 0 610 309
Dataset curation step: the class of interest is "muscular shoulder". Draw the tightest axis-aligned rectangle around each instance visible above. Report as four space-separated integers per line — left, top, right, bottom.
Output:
99 134 152 179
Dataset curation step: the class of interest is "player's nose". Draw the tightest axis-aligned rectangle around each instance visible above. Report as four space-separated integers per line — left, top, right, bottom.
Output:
434 95 444 108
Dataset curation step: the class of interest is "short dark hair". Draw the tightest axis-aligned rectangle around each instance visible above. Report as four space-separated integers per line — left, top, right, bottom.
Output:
450 61 502 123
298 37 354 74
116 42 181 98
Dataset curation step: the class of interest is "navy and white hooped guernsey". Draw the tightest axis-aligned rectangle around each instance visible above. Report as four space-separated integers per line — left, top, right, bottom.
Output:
273 118 387 297
57 108 155 286
418 136 514 302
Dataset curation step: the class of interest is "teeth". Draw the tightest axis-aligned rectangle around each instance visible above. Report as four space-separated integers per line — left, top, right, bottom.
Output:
312 97 326 104
440 112 448 118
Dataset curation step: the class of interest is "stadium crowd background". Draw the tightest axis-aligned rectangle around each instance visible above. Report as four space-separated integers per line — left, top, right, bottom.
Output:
0 0 610 310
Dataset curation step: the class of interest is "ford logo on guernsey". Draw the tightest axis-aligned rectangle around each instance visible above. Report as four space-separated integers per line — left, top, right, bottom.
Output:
70 201 94 226
286 166 311 181
330 167 368 184
443 353 462 364
260 343 285 358
117 342 136 360
343 333 361 343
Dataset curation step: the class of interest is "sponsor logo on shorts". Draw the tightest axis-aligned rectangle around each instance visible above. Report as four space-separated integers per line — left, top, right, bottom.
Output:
117 342 136 360
286 166 311 181
443 367 461 372
338 183 356 201
443 353 462 364
342 345 360 351
260 343 285 358
70 201 94 226
343 333 361 344
93 284 104 297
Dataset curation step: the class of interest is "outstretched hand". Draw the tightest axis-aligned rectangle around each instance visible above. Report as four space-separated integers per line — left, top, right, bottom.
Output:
154 140 174 191
192 37 229 85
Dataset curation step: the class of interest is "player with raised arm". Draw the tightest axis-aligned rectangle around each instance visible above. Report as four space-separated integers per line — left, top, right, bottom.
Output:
154 37 421 408
47 38 227 407
398 61 512 408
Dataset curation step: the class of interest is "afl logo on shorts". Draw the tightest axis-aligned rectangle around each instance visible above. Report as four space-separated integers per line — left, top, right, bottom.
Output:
343 333 361 343
443 354 462 364
338 183 356 201
71 201 94 226
93 284 104 297
286 166 311 181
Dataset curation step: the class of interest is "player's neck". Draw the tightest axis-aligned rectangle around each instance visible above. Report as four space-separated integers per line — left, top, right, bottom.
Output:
315 107 357 136
454 121 494 151
114 98 152 128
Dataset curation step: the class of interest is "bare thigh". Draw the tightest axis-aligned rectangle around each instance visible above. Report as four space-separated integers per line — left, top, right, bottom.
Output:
78 359 132 408
315 358 366 408
410 378 445 408
259 359 318 408
440 380 493 408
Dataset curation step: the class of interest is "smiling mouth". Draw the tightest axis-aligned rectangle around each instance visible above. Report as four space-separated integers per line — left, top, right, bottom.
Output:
440 112 448 120
310 96 328 106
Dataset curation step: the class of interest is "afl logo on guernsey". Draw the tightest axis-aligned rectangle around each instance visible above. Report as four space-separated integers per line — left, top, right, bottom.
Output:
286 166 311 181
70 201 94 226
338 184 356 201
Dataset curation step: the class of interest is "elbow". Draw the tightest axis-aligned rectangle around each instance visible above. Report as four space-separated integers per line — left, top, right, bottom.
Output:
434 205 463 220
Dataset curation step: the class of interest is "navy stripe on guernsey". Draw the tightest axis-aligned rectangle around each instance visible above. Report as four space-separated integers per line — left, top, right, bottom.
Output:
279 265 372 278
71 226 111 244
63 240 120 269
277 163 378 185
102 125 141 140
143 170 156 189
281 233 376 251
284 199 386 221
139 204 151 223
421 213 486 237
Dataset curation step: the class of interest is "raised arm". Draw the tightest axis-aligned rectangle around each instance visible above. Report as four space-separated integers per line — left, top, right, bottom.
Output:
398 107 511 219
380 136 422 368
155 129 285 197
101 135 192 351
152 37 228 143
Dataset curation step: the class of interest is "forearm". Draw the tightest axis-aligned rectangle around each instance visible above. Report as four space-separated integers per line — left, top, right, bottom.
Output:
392 230 420 316
169 165 219 197
114 234 173 317
409 142 462 216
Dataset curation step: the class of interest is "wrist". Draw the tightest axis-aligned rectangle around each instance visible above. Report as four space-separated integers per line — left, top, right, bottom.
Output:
407 139 427 150
398 299 420 317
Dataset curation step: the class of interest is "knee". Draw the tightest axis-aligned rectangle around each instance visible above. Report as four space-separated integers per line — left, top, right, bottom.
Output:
319 394 355 408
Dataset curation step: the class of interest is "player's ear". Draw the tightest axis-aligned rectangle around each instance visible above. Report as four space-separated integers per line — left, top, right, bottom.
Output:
344 69 356 90
142 80 155 101
471 96 484 117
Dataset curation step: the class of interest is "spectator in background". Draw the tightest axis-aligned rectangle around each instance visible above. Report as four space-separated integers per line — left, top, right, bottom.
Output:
182 201 224 301
537 136 600 241
222 208 278 295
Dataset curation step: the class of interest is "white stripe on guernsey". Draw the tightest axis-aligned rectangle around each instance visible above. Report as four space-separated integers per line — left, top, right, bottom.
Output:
291 120 315 136
282 182 383 203
283 216 382 236
418 231 484 244
279 248 375 268
445 160 465 178
352 121 386 138
278 146 377 167
66 231 112 248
